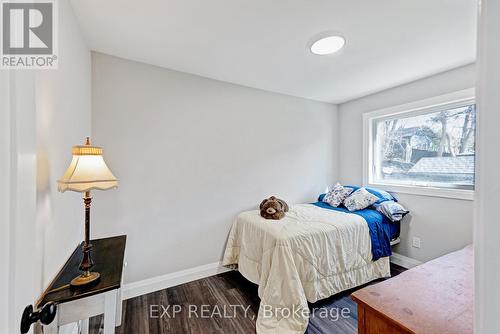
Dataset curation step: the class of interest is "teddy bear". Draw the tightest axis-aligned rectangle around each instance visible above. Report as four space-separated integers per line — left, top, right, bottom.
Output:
259 196 289 220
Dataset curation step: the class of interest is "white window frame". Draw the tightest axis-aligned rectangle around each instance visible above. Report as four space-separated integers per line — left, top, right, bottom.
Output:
363 88 475 201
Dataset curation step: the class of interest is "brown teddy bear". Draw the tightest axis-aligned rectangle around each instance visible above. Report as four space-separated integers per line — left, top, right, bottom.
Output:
259 196 289 220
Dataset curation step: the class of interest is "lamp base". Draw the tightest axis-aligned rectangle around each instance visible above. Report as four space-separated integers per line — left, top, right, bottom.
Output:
70 271 100 287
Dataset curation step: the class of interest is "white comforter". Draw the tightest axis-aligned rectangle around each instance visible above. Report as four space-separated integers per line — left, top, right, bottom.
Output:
222 204 390 334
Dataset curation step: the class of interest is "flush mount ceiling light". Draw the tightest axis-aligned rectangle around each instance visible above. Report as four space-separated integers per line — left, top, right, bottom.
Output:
310 35 345 55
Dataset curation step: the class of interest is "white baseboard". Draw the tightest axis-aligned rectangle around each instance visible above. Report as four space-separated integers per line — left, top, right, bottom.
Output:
122 254 421 301
390 252 423 269
122 262 231 300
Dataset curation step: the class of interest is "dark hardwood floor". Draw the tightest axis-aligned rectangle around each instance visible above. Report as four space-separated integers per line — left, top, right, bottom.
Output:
90 263 406 334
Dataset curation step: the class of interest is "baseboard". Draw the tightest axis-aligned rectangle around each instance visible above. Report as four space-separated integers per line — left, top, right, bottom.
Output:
390 252 423 269
122 255 421 300
122 262 231 300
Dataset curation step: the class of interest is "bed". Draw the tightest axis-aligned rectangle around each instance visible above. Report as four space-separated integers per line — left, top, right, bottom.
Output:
222 195 400 334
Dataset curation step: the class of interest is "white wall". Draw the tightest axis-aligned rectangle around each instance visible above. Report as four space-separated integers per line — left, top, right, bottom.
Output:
4 70 38 334
0 71 9 334
4 1 91 332
34 0 92 290
475 0 500 332
91 52 338 284
338 64 476 262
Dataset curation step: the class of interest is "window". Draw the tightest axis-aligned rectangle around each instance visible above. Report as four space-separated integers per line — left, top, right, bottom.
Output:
364 89 475 200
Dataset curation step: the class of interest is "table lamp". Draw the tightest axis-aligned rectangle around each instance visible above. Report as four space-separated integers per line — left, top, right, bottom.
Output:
57 137 118 287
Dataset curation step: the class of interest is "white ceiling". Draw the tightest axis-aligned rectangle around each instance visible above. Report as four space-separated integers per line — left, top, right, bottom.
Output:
70 0 477 104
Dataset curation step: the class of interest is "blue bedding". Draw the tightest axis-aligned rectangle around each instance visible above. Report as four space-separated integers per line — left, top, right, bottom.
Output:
312 201 398 261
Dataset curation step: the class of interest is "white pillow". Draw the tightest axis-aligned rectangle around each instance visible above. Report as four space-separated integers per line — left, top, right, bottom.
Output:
322 182 353 207
344 188 379 211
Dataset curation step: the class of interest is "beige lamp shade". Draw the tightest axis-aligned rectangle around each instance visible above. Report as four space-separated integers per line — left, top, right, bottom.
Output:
58 139 118 193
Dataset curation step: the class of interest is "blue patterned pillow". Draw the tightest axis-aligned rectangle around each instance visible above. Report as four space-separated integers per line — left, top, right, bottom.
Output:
376 201 409 222
322 183 354 207
345 185 396 204
344 188 379 211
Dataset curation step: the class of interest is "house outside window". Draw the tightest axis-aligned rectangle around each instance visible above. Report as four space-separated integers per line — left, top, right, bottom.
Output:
364 89 475 200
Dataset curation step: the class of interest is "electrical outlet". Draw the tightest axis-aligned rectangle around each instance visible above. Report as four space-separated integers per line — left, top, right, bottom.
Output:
412 237 421 248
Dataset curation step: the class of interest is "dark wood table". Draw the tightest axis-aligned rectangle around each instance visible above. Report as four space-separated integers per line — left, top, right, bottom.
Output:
38 235 127 334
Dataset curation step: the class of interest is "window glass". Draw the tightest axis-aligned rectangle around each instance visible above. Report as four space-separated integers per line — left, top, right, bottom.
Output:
372 104 475 190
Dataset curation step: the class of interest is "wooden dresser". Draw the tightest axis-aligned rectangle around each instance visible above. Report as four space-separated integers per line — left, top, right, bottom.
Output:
352 245 473 334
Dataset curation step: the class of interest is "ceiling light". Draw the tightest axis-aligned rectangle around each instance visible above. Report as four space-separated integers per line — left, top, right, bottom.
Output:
310 35 345 55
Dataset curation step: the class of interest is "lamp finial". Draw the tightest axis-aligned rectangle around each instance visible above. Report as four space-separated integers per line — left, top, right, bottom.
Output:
85 137 91 146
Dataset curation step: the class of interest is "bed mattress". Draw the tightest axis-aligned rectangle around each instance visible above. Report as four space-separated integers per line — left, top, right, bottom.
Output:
222 203 391 334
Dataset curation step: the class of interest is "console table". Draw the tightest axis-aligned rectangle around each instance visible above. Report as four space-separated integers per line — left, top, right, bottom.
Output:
37 235 127 334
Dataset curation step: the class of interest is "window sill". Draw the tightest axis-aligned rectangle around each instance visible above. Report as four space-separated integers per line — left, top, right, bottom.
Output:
366 182 474 201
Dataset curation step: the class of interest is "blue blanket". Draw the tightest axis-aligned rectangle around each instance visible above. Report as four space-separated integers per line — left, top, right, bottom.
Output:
312 201 394 261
